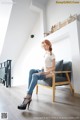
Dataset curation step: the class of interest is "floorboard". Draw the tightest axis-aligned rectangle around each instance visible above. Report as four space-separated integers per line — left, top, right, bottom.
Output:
0 84 80 120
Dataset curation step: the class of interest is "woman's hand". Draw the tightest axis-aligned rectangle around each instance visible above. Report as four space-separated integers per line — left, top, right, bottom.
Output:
39 71 54 78
39 71 50 75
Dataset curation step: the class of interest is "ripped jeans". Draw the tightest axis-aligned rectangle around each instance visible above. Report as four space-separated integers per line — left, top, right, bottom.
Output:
27 69 46 95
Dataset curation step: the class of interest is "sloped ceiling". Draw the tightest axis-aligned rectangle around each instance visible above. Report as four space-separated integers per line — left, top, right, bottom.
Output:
0 0 13 56
0 0 39 63
0 0 48 64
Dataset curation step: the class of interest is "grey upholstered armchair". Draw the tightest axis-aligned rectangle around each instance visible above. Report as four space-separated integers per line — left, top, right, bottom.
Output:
36 60 74 102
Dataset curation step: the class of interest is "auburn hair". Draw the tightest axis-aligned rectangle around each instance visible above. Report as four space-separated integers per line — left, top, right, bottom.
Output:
42 39 52 52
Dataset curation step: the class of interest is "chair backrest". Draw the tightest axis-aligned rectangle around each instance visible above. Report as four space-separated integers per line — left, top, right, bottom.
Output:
62 61 72 79
63 61 72 71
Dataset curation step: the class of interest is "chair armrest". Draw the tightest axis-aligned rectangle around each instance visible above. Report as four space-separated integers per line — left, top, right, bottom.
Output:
50 71 71 82
50 71 71 78
53 71 71 74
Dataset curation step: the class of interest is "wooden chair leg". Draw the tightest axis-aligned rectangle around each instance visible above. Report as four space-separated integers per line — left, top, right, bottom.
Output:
52 83 55 102
66 73 74 94
36 85 38 94
52 74 55 102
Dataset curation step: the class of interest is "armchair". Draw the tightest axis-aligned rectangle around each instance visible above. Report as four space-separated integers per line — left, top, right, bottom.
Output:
36 60 74 102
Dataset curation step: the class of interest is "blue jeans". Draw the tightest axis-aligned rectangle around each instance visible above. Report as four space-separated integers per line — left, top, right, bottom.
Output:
27 69 46 95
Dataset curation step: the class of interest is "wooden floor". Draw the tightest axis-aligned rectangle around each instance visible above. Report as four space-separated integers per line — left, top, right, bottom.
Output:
0 84 80 120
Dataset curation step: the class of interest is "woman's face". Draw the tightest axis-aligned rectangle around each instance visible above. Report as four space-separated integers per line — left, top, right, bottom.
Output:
42 43 49 51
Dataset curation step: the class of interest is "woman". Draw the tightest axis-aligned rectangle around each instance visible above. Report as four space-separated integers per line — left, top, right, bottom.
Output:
18 39 55 110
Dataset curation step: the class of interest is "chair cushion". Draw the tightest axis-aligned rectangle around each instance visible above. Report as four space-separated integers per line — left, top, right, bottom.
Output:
55 60 63 76
38 77 52 87
38 76 67 87
37 61 72 87
55 76 67 82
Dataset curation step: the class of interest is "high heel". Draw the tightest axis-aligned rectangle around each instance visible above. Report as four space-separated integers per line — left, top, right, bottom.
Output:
27 100 32 110
18 98 32 110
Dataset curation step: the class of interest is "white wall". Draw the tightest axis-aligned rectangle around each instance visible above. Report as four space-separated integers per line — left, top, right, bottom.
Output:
53 37 72 61
12 16 44 86
11 0 46 86
45 0 80 94
31 0 47 33
46 0 80 31
43 20 80 94
73 21 80 94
